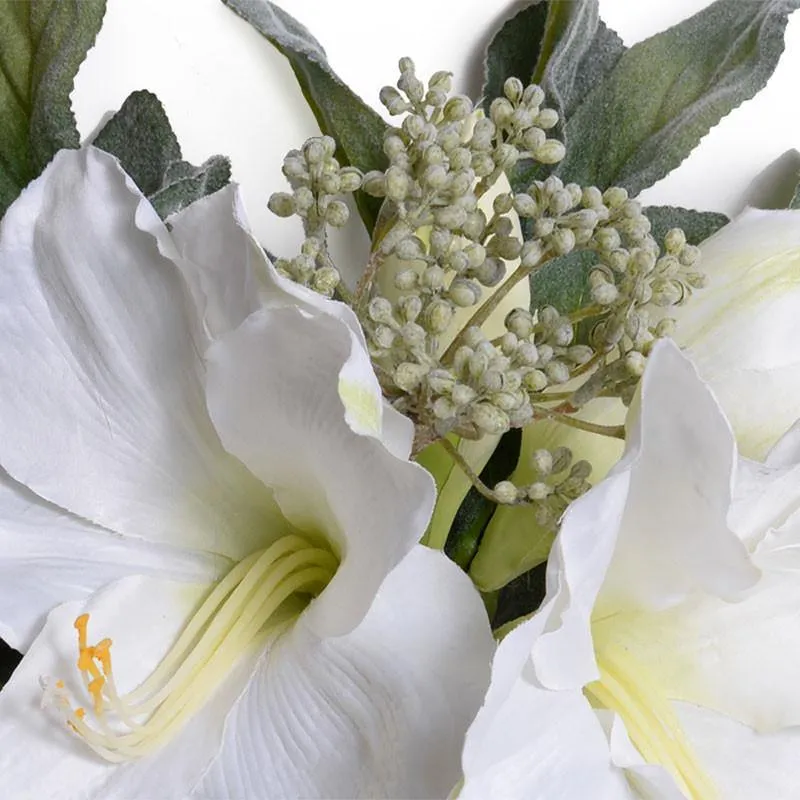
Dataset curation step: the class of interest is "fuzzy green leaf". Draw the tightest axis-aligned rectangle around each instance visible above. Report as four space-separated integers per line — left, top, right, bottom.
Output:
547 0 800 195
150 156 232 219
529 249 597 315
646 206 730 246
92 90 232 219
482 1 549 109
0 0 106 217
92 90 181 196
220 0 388 233
534 0 625 120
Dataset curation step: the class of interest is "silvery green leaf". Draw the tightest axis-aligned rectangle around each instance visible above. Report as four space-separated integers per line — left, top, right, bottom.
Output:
534 0 624 120
0 0 106 217
481 1 550 108
92 90 231 219
92 90 181 196
151 157 232 219
529 249 597 315
548 0 800 195
220 0 388 233
646 206 730 246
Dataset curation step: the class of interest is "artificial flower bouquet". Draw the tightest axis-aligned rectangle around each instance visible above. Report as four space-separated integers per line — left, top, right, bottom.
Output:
1 0 800 797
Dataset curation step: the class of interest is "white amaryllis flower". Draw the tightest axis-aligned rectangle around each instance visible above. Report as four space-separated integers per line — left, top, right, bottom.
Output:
671 206 800 460
0 147 495 799
459 339 800 799
471 206 800 591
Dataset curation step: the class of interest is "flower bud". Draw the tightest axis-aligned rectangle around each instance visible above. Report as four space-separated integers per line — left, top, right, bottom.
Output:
490 98 515 127
534 139 566 164
385 166 410 201
368 297 394 324
549 228 576 256
398 294 423 323
522 84 545 107
427 369 456 394
268 192 296 218
493 481 519 505
325 200 349 227
444 95 473 121
505 307 534 338
433 396 457 420
394 362 428 392
452 383 478 407
337 167 363 193
471 403 510 435
361 171 387 197
448 278 481 308
535 108 559 129
425 299 455 334
311 267 340 296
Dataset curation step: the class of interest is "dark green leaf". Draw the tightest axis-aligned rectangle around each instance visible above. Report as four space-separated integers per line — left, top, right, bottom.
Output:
528 249 597 314
0 637 21 690
481 1 549 109
92 90 180 196
536 0 625 120
220 0 388 233
646 206 729 246
791 186 800 210
444 429 522 571
0 0 106 216
545 0 800 195
92 90 232 219
491 562 547 630
150 156 232 219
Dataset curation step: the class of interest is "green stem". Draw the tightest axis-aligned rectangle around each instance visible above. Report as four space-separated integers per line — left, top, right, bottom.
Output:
439 438 501 504
441 258 542 364
533 406 625 439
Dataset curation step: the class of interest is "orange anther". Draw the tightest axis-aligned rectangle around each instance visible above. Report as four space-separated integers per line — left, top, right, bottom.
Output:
77 646 99 676
74 614 90 650
55 679 65 690
94 638 113 675
75 708 86 720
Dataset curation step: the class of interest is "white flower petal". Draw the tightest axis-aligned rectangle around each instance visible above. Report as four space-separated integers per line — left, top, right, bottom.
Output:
694 365 800 462
205 305 435 637
194 546 494 800
599 341 758 616
765 418 800 468
598 561 800 733
680 207 800 459
0 574 256 800
531 469 631 691
0 147 280 558
461 615 634 800
166 185 263 340
729 456 800 548
599 712 686 799
0 468 223 653
168 182 409 457
676 702 800 800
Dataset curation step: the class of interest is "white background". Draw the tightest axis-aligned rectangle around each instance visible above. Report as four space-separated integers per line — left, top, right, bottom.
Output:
73 0 800 262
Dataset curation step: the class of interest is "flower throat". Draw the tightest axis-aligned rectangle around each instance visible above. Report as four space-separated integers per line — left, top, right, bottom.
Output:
584 638 717 799
43 534 338 762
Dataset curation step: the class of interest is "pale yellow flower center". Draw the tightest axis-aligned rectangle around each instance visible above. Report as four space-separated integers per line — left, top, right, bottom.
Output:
584 628 716 799
43 534 338 762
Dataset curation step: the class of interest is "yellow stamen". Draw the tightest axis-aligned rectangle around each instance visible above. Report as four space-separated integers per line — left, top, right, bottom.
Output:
45 534 338 762
584 641 717 799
